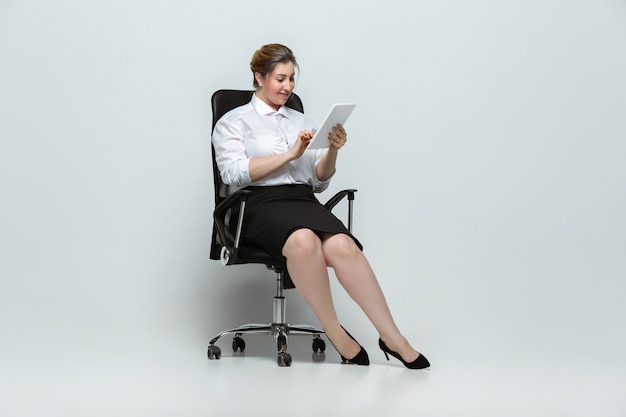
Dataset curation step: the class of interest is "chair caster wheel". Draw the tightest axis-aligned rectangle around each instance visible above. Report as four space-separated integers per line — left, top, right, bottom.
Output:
312 337 326 353
276 334 287 352
232 336 246 352
277 352 292 367
207 345 221 360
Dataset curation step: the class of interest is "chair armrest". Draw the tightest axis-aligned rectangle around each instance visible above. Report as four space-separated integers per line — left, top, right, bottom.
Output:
324 189 358 233
216 188 355 234
214 189 251 221
324 189 357 211
213 190 251 253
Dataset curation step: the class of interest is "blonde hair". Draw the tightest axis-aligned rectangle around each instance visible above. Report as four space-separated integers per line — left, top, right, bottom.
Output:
250 44 298 88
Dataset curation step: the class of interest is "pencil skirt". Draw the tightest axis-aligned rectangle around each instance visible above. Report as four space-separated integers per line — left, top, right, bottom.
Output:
231 184 363 264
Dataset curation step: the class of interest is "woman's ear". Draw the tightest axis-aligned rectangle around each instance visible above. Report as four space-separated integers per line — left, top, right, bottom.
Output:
254 72 264 87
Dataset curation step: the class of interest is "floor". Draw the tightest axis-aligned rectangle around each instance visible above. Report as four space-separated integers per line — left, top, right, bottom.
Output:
2 332 624 417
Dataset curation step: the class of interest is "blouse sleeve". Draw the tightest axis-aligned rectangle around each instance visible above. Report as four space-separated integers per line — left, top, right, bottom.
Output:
211 114 252 188
312 148 332 193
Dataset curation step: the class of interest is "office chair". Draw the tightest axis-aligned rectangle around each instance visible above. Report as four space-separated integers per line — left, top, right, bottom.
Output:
207 89 357 367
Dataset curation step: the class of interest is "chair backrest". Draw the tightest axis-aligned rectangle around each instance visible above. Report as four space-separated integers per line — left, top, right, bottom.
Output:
209 89 304 260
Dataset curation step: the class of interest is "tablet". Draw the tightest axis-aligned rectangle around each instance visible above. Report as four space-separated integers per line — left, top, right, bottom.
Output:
307 103 356 149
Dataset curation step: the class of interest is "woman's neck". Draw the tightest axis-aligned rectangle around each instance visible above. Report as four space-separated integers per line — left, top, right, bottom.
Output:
255 91 281 111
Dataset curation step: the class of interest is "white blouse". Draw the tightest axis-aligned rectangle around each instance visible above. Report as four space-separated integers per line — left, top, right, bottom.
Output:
212 94 331 195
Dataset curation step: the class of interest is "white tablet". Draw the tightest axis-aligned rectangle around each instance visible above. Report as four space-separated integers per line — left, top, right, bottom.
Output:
307 103 356 149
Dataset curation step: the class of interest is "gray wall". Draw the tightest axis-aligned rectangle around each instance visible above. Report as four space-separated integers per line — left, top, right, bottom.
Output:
2 0 625 384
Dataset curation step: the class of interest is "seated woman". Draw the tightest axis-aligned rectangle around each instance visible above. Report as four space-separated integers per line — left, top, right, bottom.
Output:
212 43 429 369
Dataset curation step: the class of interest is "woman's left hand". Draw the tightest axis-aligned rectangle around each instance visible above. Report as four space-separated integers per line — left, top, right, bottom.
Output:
328 123 347 150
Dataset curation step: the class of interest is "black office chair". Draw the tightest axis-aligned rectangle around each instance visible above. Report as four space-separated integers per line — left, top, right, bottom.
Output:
207 89 357 367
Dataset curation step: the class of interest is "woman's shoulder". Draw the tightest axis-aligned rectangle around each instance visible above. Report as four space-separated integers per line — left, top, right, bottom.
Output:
218 101 254 122
213 102 255 137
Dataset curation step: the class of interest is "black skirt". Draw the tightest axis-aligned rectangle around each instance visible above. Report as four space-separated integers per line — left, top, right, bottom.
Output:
232 184 363 263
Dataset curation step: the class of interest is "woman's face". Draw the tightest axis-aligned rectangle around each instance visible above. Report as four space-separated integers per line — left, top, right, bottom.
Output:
255 61 295 111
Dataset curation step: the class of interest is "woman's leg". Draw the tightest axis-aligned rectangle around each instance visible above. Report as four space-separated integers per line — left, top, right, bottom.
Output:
282 229 361 359
322 233 421 362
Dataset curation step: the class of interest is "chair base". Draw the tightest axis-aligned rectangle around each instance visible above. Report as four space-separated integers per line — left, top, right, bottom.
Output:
207 322 326 367
208 322 324 345
207 268 326 366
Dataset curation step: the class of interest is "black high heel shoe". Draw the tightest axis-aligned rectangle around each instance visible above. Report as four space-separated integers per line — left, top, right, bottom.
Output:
379 339 430 369
328 326 369 366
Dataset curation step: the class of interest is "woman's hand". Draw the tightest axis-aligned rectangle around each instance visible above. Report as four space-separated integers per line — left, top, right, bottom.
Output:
315 124 346 181
249 130 312 182
328 123 347 150
288 130 313 161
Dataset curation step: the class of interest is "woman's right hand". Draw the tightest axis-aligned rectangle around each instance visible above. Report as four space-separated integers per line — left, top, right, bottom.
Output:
288 130 313 161
249 130 313 182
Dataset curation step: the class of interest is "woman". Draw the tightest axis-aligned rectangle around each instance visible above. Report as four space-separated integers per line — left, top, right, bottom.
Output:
212 43 429 369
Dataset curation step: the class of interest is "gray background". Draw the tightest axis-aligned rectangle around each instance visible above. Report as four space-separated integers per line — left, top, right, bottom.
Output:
1 0 625 414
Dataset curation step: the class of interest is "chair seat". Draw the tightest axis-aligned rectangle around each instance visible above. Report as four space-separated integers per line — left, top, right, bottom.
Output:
228 245 295 289
230 246 285 268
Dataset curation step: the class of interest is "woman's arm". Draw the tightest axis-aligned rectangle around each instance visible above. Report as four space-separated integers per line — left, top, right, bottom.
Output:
315 124 347 182
249 130 313 182
315 148 338 182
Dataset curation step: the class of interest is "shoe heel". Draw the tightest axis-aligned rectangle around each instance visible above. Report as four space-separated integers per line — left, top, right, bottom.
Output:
329 326 370 366
378 338 430 370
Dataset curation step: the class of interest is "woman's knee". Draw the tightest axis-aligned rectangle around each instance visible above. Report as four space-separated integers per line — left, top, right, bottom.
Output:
322 234 360 264
282 228 322 258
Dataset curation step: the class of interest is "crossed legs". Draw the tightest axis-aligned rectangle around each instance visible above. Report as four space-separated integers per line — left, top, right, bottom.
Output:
282 228 420 363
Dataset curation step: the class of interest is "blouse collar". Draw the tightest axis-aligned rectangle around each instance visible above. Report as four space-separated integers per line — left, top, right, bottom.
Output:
251 93 289 118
